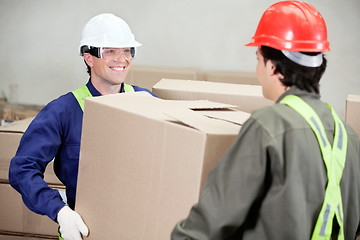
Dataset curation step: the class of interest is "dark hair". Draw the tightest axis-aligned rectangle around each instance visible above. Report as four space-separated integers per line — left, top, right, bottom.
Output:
259 46 327 94
84 60 91 76
80 46 100 76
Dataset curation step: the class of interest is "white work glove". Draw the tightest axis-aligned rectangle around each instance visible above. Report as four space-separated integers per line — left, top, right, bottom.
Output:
57 205 89 240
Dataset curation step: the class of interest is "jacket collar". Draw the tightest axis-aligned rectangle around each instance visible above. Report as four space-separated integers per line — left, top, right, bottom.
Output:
276 86 320 103
86 78 102 97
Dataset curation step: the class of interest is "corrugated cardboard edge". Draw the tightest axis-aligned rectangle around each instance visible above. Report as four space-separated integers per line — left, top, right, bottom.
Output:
198 110 250 126
166 100 237 110
153 79 264 96
0 230 57 239
345 94 360 137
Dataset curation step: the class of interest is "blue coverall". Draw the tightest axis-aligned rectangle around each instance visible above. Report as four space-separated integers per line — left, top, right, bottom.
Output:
8 80 156 221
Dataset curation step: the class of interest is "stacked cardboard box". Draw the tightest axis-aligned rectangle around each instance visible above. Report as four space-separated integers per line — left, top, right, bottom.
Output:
152 79 272 113
199 70 259 85
126 65 260 91
0 103 43 126
126 65 201 91
0 118 63 239
0 234 57 240
75 92 250 239
346 95 360 137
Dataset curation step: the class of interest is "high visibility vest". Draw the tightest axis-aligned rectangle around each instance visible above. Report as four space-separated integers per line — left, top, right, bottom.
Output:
72 84 135 112
280 95 348 240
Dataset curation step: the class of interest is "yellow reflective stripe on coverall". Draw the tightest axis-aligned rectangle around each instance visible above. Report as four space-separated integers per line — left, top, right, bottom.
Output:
71 83 135 112
280 95 347 240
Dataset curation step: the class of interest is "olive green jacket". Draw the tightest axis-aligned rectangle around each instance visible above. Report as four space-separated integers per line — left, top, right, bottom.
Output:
172 87 360 240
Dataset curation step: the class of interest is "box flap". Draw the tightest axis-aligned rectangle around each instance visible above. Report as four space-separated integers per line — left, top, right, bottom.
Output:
167 100 237 110
197 110 250 126
0 118 33 133
165 108 241 134
85 93 241 134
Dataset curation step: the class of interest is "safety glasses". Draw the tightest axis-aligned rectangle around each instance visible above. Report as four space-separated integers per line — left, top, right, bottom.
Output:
99 47 136 61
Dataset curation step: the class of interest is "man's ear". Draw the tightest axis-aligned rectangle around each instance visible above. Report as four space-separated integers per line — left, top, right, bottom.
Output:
266 60 284 79
83 53 93 68
265 60 276 75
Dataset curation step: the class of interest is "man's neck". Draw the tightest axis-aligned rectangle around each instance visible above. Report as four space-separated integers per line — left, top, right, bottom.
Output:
91 79 122 95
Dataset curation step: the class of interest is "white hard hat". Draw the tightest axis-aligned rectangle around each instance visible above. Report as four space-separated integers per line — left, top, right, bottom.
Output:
79 13 141 55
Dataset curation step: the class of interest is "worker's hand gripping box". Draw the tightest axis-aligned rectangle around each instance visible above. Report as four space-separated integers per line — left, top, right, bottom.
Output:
346 95 360 137
76 92 250 240
152 79 272 114
0 118 62 237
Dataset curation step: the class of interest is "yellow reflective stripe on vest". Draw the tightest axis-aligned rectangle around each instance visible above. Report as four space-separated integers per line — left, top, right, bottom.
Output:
72 85 93 112
123 83 135 93
280 95 347 240
58 227 64 240
72 84 135 112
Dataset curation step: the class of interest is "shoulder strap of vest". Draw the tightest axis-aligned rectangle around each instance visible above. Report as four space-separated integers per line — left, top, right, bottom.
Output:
123 83 135 93
280 94 348 240
73 84 134 112
72 85 93 112
280 95 330 154
279 95 347 158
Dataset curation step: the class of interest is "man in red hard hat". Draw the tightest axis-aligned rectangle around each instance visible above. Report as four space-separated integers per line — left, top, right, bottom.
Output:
171 1 360 239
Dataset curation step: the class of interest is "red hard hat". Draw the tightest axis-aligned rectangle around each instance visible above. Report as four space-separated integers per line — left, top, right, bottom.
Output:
246 1 330 52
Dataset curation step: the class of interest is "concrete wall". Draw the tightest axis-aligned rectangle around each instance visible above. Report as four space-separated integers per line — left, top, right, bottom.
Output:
0 0 359 119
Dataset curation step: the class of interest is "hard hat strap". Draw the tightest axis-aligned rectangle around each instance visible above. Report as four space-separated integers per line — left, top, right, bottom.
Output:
281 50 323 67
80 45 101 58
81 45 136 61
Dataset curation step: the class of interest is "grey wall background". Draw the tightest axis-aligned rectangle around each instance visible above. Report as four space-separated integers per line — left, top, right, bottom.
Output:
0 0 359 119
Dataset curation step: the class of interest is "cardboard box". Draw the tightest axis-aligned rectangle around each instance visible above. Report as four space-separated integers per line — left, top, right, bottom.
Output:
0 118 64 237
0 118 33 181
0 183 59 237
126 65 201 91
346 95 360 137
0 118 62 185
0 234 56 240
0 103 43 124
200 70 259 85
0 235 56 240
152 79 272 113
76 93 250 240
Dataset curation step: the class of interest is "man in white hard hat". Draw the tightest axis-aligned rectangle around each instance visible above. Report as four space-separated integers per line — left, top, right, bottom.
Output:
9 13 156 240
